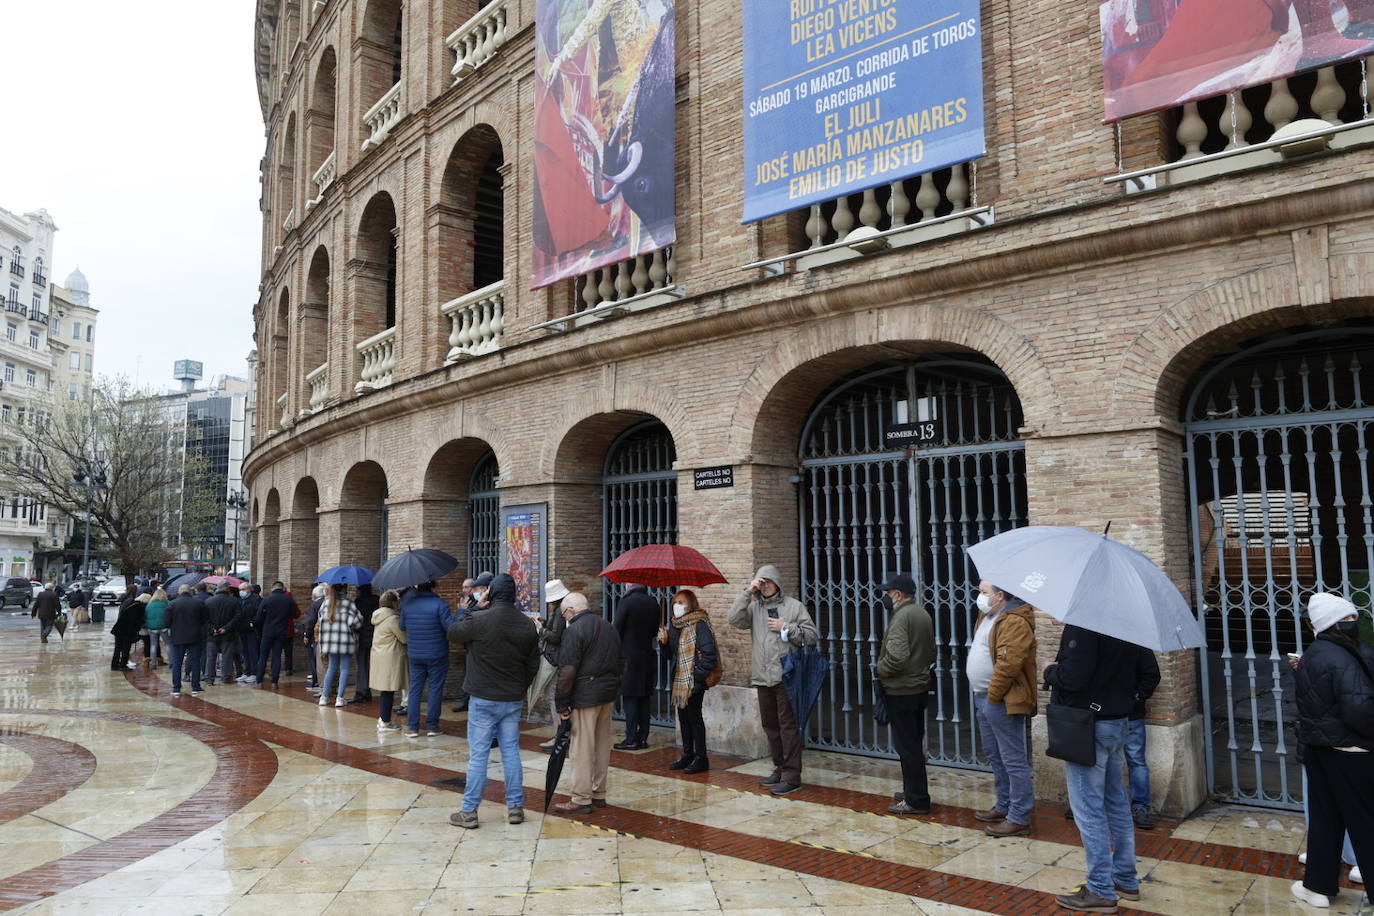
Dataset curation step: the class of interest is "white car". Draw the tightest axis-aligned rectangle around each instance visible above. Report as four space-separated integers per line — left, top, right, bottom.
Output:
92 577 127 605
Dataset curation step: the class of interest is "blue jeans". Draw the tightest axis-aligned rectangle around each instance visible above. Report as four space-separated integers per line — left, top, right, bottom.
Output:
1125 717 1151 812
169 643 204 693
973 693 1034 825
461 697 526 812
408 656 448 731
321 652 352 701
1065 717 1137 899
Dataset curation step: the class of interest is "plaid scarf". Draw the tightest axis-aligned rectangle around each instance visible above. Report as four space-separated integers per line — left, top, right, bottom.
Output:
671 609 710 709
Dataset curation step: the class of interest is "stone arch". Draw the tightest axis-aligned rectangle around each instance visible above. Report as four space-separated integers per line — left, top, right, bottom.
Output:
286 477 321 595
339 460 389 568
308 47 338 180
436 124 506 304
359 0 403 112
540 380 697 481
278 112 297 231
419 437 498 568
270 289 291 424
727 307 1057 466
355 192 398 340
259 488 282 584
302 246 330 377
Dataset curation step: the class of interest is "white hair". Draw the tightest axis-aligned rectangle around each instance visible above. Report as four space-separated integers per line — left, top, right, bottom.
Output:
312 584 328 599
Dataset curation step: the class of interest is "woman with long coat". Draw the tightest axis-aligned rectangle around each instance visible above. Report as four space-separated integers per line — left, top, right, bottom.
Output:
658 589 718 773
369 589 409 731
315 584 363 707
615 583 661 749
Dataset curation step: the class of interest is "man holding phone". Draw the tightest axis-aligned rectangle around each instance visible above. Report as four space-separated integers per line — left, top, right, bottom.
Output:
728 564 819 796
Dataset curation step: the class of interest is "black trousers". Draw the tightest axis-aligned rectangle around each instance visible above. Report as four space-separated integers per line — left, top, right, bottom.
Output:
1303 746 1374 898
677 689 707 760
258 633 285 684
622 695 652 744
757 684 804 784
111 636 135 670
887 691 931 808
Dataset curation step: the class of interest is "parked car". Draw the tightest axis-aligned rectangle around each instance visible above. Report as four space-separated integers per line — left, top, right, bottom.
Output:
92 577 127 606
2 577 33 609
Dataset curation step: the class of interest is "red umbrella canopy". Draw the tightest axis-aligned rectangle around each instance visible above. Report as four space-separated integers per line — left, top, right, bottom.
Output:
598 544 727 589
202 575 245 588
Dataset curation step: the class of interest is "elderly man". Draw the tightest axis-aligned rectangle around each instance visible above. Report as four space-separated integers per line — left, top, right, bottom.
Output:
32 582 61 643
875 573 935 815
167 584 209 697
552 591 622 814
255 581 299 689
729 564 819 796
205 583 241 686
447 573 541 828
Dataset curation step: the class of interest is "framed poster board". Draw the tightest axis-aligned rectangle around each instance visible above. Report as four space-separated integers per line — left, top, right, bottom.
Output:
501 503 548 618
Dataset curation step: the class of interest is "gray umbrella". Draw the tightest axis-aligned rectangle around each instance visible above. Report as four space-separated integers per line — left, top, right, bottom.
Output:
965 525 1206 652
372 548 460 591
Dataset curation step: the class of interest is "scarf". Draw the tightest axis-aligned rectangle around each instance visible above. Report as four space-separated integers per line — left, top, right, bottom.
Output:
671 609 710 709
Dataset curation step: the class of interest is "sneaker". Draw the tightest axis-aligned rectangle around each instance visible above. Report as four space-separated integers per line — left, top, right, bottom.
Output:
334 697 346 707
1132 807 1155 830
191 690 204 696
307 687 323 695
770 781 802 796
1299 853 1308 865
319 697 329 706
450 810 479 829
125 662 136 669
170 691 182 697
403 731 420 738
508 807 524 825
1291 881 1331 908
888 799 931 815
1351 866 1363 884
377 720 400 732
759 771 782 787
1055 886 1118 913
427 730 441 737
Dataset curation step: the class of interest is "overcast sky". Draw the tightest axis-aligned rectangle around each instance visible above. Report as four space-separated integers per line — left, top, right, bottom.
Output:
7 1 262 394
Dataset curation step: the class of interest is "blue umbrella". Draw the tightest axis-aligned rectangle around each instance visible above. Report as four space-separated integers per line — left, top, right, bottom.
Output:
965 525 1206 652
315 565 374 586
372 548 460 591
782 645 831 727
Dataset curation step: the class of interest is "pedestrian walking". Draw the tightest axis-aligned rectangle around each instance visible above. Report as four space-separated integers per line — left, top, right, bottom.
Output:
659 589 718 773
1044 624 1154 912
1124 648 1161 830
166 584 209 696
237 583 262 683
534 578 570 748
350 583 378 703
875 573 936 815
614 583 660 750
552 591 622 814
315 584 363 707
370 589 408 732
1291 593 1374 909
447 573 540 827
398 580 457 737
968 579 1037 835
255 581 299 688
204 583 241 686
144 587 170 667
727 564 818 796
68 583 88 630
110 585 145 671
32 582 60 643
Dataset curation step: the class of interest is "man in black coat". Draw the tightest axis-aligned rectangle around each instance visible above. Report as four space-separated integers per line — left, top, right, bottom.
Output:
110 584 144 671
204 583 241 685
166 585 209 696
32 583 61 643
614 583 660 750
350 584 379 703
552 592 622 814
255 581 299 689
236 584 263 683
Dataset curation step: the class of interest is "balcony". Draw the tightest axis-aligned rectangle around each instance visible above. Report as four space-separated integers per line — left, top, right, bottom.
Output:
28 310 47 325
446 0 510 83
4 300 28 319
301 362 328 416
442 281 505 363
361 82 403 151
354 326 396 392
32 272 46 288
307 151 337 209
8 262 22 280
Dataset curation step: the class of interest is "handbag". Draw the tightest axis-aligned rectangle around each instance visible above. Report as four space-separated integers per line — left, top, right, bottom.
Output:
872 681 890 726
1045 702 1099 766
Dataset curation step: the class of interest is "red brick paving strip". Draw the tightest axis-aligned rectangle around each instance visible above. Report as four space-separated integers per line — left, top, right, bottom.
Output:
0 709 278 910
0 732 98 827
135 673 1170 916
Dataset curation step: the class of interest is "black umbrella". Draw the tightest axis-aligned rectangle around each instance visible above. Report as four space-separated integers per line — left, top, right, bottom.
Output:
163 572 206 593
542 719 573 812
372 548 460 591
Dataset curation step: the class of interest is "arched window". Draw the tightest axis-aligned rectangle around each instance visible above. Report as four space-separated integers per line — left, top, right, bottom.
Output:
9 248 22 279
474 151 505 288
308 48 338 197
31 257 45 287
360 0 404 111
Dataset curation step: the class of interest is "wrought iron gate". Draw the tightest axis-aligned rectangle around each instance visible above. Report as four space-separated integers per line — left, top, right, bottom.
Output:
468 451 500 576
603 420 678 726
799 359 1026 765
1185 328 1374 809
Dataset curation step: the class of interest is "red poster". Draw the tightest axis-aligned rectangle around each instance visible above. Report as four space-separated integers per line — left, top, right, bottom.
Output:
1102 0 1374 122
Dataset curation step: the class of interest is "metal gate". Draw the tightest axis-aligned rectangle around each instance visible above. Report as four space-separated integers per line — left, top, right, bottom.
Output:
1185 328 1374 809
468 451 500 576
799 359 1026 765
603 420 678 726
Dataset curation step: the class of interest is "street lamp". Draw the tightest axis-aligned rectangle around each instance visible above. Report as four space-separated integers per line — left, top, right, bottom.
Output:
226 489 248 576
73 461 107 580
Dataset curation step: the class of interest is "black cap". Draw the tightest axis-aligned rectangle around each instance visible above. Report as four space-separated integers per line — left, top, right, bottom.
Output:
473 573 494 587
878 573 917 597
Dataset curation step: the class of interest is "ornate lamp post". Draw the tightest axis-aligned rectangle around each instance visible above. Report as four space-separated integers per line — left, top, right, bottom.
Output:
226 489 248 575
73 461 107 580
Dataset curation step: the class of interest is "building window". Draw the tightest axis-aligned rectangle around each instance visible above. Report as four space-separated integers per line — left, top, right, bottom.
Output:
86 324 93 343
67 383 77 402
25 369 36 388
49 317 59 335
32 257 45 288
31 293 40 314
71 321 80 340
1 405 11 423
7 284 17 307
8 248 22 278
69 351 79 370
28 331 38 350
84 353 92 372
4 364 14 384
5 324 14 342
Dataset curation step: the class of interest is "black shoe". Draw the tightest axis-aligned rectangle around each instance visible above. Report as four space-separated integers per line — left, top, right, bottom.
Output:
1132 807 1155 830
760 771 782 787
613 740 639 751
591 798 608 808
770 781 802 796
683 758 710 774
347 696 367 705
451 701 468 712
668 755 693 770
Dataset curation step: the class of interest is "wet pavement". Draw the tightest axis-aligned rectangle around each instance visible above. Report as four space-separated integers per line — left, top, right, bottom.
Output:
0 610 1366 915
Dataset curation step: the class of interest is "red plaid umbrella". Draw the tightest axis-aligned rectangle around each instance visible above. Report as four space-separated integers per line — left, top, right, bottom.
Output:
598 544 728 588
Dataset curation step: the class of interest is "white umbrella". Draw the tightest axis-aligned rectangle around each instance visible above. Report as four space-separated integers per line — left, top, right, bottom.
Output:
965 525 1205 652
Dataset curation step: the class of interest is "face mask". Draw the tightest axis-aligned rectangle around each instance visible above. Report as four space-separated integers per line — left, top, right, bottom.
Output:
880 594 893 611
976 594 992 613
475 591 487 602
1334 619 1360 639
240 590 250 598
672 604 688 618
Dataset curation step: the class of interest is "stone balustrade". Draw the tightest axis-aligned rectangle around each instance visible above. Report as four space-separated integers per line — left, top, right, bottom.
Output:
302 363 328 416
445 0 510 82
354 326 396 392
308 151 336 208
573 246 676 311
441 280 505 363
361 82 403 151
801 163 973 254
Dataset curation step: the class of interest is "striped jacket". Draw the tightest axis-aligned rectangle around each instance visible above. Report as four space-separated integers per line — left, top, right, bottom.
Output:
315 598 363 656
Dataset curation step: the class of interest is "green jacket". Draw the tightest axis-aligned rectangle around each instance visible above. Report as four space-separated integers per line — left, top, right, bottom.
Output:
876 599 935 695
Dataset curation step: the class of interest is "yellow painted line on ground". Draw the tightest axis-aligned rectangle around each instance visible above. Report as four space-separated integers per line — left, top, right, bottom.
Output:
497 883 620 896
796 839 879 859
585 822 643 840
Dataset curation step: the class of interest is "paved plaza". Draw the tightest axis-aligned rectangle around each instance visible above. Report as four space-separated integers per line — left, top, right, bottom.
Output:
0 612 1365 915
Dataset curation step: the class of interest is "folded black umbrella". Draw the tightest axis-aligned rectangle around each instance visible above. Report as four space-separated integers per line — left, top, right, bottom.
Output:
543 718 573 812
372 548 460 591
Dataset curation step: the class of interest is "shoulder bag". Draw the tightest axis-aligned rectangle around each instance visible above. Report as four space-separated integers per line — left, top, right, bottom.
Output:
1045 702 1099 766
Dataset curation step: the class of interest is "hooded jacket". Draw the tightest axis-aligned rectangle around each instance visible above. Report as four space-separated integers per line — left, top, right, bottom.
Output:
369 605 409 692
448 574 541 702
728 564 819 687
1295 632 1374 751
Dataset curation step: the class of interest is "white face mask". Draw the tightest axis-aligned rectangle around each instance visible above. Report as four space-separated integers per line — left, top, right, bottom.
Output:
672 604 688 618
976 593 992 613
240 590 250 598
474 590 487 602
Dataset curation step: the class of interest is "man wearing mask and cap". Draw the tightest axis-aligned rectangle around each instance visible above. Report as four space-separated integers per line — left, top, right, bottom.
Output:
729 564 819 796
451 573 493 712
875 573 935 815
1291 592 1374 910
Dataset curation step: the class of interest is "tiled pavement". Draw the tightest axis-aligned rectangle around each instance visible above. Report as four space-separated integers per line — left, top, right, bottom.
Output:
0 616 1367 915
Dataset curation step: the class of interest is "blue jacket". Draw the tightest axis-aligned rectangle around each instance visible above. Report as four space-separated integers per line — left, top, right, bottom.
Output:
398 591 458 659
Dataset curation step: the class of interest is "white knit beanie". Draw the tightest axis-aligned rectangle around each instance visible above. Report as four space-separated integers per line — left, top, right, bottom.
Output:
1308 593 1357 633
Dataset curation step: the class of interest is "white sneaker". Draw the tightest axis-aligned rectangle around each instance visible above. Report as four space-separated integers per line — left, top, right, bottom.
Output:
1351 866 1362 884
1291 881 1331 908
335 697 346 707
318 696 328 706
125 662 136 669
377 720 400 732
1300 852 1308 865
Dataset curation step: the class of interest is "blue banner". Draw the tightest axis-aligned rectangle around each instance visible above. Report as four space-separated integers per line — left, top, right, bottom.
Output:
742 0 985 224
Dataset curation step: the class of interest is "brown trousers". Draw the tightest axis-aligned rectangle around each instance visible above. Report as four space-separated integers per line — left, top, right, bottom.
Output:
757 684 803 784
569 701 614 804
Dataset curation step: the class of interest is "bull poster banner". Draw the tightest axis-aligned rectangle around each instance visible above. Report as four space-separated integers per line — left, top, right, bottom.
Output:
532 0 676 289
501 504 547 618
1103 0 1374 122
742 0 985 224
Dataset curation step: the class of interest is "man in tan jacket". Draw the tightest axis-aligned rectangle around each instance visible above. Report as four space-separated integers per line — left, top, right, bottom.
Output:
968 580 1037 837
